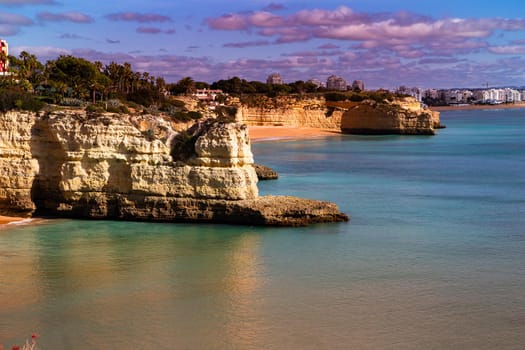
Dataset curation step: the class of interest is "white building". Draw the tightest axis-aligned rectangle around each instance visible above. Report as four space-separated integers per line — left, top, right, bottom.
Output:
326 75 347 91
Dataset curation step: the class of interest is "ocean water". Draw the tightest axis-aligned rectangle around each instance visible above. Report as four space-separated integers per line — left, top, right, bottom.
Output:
1 109 525 349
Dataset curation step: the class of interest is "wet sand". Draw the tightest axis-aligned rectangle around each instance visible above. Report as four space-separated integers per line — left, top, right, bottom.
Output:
249 126 341 142
0 216 27 225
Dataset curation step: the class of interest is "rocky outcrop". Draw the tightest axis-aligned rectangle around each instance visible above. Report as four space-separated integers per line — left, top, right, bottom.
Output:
254 164 278 180
340 98 441 135
0 110 348 225
234 95 442 135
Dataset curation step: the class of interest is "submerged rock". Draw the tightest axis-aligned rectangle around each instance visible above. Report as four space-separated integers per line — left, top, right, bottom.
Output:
0 110 347 226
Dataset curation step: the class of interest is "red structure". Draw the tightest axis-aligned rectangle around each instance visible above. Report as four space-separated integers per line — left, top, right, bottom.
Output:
0 39 9 74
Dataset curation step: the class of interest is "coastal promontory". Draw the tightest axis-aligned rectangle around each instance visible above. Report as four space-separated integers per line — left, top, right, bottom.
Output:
0 110 348 226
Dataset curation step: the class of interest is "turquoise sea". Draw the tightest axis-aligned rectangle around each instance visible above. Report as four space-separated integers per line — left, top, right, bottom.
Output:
1 109 525 349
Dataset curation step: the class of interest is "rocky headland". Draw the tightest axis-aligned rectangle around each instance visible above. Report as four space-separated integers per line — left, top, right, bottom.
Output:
0 110 348 226
234 95 442 135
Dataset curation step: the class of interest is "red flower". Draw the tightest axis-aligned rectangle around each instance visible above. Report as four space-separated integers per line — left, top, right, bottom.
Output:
31 333 39 339
11 346 20 350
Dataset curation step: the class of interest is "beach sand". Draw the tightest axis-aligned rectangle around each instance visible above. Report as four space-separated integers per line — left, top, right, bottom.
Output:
0 216 27 225
248 126 341 142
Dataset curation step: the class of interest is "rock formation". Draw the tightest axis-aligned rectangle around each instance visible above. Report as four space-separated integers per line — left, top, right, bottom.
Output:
340 98 441 135
234 95 442 135
253 164 278 180
0 110 348 226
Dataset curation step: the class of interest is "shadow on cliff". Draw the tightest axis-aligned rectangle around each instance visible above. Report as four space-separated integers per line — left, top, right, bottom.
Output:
30 115 68 215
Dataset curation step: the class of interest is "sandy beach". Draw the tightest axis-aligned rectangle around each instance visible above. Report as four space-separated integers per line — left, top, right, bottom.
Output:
248 126 341 142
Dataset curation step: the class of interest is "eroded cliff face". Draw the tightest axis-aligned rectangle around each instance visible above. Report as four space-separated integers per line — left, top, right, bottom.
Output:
0 110 347 225
236 96 342 129
234 95 441 135
340 98 441 135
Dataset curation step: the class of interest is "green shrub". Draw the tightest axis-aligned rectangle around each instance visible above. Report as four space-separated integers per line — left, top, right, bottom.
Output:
0 88 45 112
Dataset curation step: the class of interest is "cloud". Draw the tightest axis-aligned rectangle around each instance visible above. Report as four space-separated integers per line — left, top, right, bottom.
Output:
0 0 57 5
0 12 34 25
105 12 172 23
37 12 94 23
223 40 271 48
262 3 286 12
0 12 33 36
59 33 91 40
206 6 525 61
488 45 525 54
317 43 339 49
136 27 175 35
106 38 120 44
10 45 70 59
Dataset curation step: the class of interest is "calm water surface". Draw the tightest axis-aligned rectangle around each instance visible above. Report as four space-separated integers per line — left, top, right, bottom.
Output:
1 109 525 349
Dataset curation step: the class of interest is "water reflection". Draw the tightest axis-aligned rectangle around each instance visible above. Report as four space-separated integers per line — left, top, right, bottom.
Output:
0 221 264 350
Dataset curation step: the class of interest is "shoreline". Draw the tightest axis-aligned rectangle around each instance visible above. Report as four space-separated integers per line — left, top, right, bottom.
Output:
430 102 525 111
249 126 342 142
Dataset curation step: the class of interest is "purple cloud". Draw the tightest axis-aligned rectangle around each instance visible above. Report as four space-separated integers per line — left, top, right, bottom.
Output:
0 0 57 5
59 33 91 40
106 38 120 44
262 3 286 12
0 12 33 36
37 12 94 23
0 12 34 25
206 6 525 62
106 12 172 23
223 40 271 48
317 43 339 49
136 27 175 35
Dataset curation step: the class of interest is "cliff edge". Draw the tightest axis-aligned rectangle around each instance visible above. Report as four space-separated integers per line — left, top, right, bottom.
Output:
0 110 348 226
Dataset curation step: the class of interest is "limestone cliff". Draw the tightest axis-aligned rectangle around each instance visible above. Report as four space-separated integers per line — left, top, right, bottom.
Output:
234 95 441 135
0 110 347 226
340 98 441 135
235 96 342 129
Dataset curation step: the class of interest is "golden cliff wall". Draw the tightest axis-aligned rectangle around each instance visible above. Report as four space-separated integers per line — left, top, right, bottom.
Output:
0 111 258 216
235 96 342 129
340 98 441 135
234 95 441 134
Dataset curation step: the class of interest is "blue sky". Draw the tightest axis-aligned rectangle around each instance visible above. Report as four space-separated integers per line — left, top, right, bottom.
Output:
1 0 525 89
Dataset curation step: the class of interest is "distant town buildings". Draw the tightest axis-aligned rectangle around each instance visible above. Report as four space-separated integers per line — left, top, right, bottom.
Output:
397 85 525 106
266 73 284 85
0 39 9 75
326 75 347 91
351 80 365 91
193 89 223 101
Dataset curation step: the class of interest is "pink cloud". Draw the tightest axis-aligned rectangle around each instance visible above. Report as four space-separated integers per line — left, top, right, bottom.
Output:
206 13 248 30
106 12 172 23
206 6 525 62
37 12 94 23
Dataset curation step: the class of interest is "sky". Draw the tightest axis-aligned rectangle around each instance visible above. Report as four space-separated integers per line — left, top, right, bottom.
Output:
1 0 525 89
